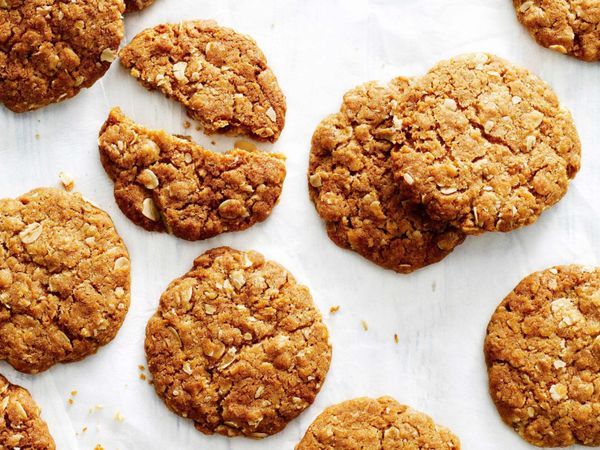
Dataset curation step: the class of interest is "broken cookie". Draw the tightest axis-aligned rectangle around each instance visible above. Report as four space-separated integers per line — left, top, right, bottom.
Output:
98 108 286 241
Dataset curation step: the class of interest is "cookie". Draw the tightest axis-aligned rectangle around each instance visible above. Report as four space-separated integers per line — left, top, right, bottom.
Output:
392 53 581 234
485 265 600 447
309 78 465 273
124 0 154 12
295 396 460 450
119 20 286 142
0 374 55 449
98 108 286 241
0 188 130 374
0 0 125 112
145 247 331 438
513 0 600 62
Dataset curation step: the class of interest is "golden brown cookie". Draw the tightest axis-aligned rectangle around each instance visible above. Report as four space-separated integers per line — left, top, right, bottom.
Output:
0 188 130 374
485 265 600 447
145 247 331 438
124 0 154 12
119 20 286 142
0 0 125 112
0 374 55 449
392 53 581 235
309 78 465 273
295 396 460 450
98 108 286 241
513 0 600 61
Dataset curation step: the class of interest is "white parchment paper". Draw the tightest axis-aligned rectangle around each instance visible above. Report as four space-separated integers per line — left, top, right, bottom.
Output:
1 0 599 448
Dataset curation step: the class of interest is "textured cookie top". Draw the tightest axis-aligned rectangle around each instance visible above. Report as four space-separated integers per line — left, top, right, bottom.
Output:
119 20 286 142
295 396 460 450
0 188 130 374
124 0 153 12
514 0 600 61
0 0 125 112
145 247 331 438
485 265 600 447
392 53 581 234
98 108 286 241
0 374 55 449
309 78 465 273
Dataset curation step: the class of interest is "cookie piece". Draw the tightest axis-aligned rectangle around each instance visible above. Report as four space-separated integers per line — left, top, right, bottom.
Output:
98 108 286 241
119 20 286 142
392 53 581 234
124 0 154 12
295 396 460 449
145 247 331 438
513 0 600 62
309 78 465 273
0 374 55 449
0 0 125 112
0 188 130 374
485 265 600 447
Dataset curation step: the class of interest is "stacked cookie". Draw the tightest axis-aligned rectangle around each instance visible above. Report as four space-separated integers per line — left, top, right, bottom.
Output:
309 53 581 273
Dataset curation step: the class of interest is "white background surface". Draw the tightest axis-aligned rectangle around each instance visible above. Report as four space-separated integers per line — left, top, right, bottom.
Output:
1 0 599 448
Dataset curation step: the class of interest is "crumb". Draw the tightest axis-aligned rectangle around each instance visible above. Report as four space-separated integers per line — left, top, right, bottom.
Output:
114 410 125 422
234 140 257 152
88 404 103 414
68 398 74 405
394 334 399 344
59 172 75 191
35 133 40 139
82 426 88 433
183 121 191 129
94 445 104 450
195 125 202 131
140 373 146 381
211 140 216 146
329 305 340 314
138 365 145 371
70 390 78 396
361 320 368 331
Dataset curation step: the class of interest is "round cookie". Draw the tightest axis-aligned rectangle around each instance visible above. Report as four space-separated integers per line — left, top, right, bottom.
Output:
145 247 331 438
0 374 55 449
0 188 130 374
485 265 600 447
392 53 581 234
309 78 465 273
295 397 460 450
513 0 600 62
119 20 286 142
124 0 154 12
0 0 125 112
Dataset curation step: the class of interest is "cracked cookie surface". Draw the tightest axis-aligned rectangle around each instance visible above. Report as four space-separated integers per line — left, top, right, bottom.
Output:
295 396 460 450
119 20 286 142
485 265 600 447
0 0 125 112
392 53 580 234
0 188 130 374
513 0 600 61
124 0 153 12
309 78 465 273
145 247 331 438
98 108 286 241
0 374 55 449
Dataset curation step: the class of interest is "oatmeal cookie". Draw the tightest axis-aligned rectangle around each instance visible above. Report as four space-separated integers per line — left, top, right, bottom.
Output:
392 53 580 234
309 78 465 273
0 0 125 112
0 188 130 374
145 247 331 438
98 108 286 241
0 374 55 449
124 0 154 12
485 265 600 447
119 20 286 142
295 396 460 450
513 0 600 61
